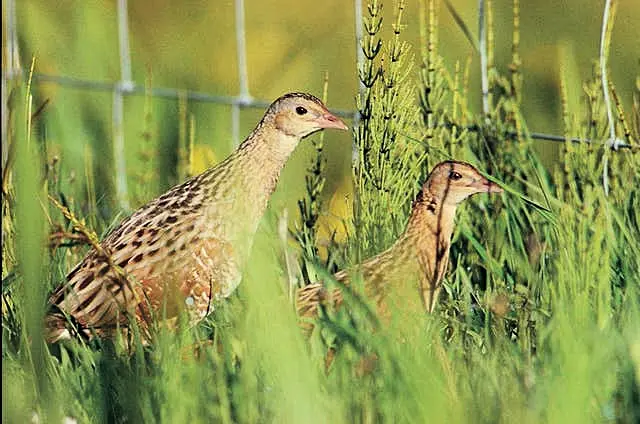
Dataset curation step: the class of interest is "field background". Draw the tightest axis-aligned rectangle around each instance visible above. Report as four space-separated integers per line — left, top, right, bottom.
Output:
7 0 639 222
2 0 640 423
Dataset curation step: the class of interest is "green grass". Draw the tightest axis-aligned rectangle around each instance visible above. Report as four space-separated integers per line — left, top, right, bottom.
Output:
3 1 640 423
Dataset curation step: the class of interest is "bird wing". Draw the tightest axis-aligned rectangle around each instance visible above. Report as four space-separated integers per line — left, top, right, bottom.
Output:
47 222 239 339
46 168 236 340
295 252 394 325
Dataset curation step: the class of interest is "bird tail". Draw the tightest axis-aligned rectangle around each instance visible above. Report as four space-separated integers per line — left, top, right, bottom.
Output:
43 310 73 343
296 283 345 337
296 283 327 318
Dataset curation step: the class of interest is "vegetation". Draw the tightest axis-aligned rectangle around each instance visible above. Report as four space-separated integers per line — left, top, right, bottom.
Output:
3 0 639 422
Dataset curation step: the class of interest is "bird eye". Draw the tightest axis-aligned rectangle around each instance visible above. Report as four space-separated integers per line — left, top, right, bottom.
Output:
295 106 308 115
449 171 462 180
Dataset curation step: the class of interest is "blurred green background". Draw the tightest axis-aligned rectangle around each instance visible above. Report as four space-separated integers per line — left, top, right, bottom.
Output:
6 0 639 230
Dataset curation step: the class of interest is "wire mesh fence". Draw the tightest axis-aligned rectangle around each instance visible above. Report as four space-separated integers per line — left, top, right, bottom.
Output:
1 0 363 209
2 0 635 208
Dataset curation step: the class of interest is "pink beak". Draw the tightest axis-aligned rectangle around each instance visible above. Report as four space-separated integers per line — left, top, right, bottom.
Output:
318 111 349 131
471 178 504 193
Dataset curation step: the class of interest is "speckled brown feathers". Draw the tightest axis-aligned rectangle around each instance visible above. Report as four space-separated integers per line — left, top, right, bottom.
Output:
296 161 503 330
45 92 348 343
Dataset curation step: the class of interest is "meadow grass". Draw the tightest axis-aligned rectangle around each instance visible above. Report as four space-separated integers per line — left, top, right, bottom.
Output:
3 0 640 422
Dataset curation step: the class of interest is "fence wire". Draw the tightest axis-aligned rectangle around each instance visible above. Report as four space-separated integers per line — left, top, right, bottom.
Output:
1 0 636 207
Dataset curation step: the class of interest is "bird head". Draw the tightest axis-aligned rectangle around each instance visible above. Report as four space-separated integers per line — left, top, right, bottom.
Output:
268 92 349 138
425 161 503 206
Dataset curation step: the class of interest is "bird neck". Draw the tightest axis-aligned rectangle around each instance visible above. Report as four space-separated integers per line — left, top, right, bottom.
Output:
233 124 299 195
193 124 300 267
402 189 457 259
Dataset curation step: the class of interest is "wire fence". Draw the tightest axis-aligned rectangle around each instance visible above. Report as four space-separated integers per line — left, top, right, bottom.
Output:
1 0 635 208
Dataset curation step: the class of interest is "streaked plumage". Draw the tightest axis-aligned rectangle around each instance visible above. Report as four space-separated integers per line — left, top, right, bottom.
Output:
45 92 348 343
296 161 502 328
